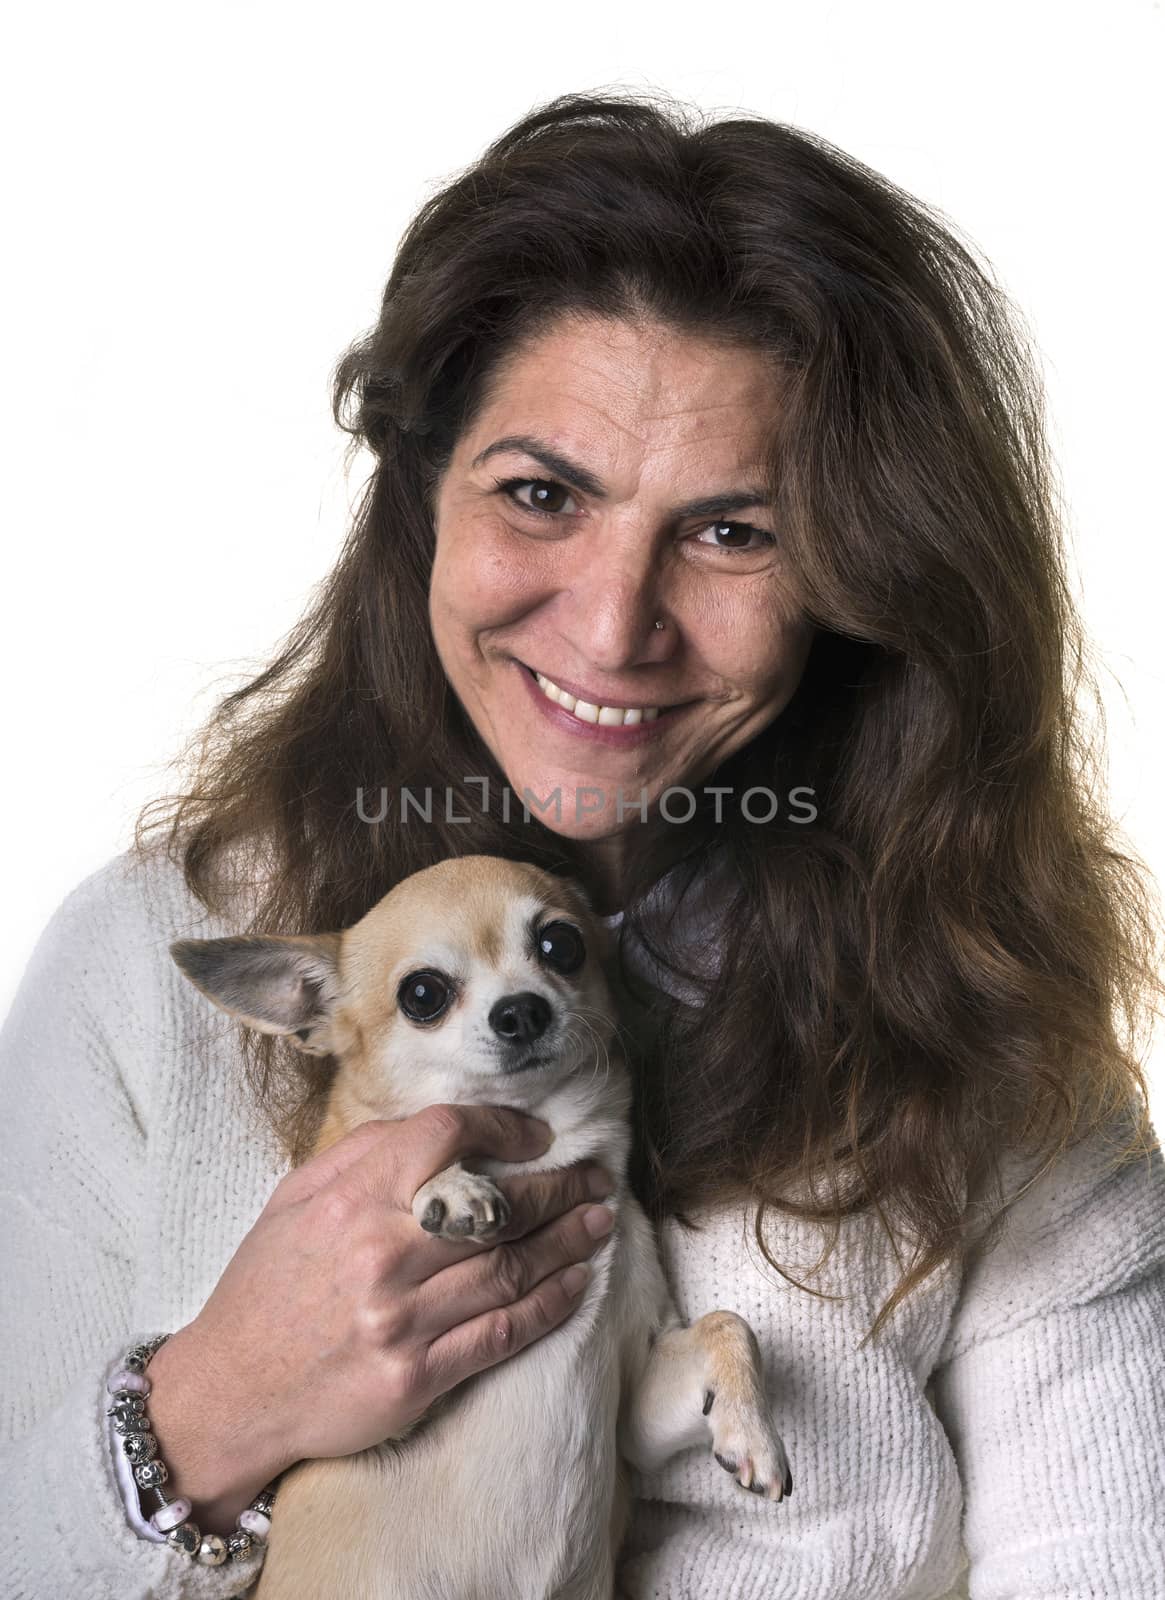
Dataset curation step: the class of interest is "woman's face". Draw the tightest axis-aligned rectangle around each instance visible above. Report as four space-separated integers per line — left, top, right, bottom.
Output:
429 312 815 851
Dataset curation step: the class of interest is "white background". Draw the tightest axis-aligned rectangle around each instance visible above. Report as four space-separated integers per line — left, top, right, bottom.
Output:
3 2 1162 1126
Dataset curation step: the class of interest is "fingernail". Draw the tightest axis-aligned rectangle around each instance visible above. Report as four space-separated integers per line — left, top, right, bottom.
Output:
583 1203 615 1239
561 1263 590 1295
586 1166 615 1199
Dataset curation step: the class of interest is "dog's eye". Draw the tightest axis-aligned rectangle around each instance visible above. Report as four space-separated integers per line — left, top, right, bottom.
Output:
397 970 451 1023
535 921 585 975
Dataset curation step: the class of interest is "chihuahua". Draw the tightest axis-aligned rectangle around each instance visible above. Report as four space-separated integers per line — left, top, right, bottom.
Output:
170 854 791 1600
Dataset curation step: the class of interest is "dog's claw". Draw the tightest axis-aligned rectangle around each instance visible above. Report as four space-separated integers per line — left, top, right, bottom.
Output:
413 1167 509 1243
702 1389 715 1415
710 1396 791 1505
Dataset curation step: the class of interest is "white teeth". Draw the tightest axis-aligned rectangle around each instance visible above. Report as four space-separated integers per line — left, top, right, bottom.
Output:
533 670 663 726
535 673 578 712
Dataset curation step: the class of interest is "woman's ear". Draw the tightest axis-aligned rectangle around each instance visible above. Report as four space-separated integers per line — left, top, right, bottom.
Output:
170 932 343 1056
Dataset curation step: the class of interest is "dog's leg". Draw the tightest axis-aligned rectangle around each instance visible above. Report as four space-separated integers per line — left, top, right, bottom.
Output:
619 1308 792 1502
411 1160 510 1242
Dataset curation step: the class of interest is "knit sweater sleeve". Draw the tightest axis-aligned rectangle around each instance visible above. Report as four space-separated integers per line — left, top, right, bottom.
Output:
0 861 263 1600
927 1101 1165 1599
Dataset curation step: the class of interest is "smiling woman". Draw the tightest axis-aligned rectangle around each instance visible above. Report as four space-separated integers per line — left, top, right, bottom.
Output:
428 313 817 891
2 86 1163 1600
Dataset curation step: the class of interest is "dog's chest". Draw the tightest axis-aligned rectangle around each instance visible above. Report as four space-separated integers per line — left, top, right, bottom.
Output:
260 1217 660 1600
395 1311 621 1594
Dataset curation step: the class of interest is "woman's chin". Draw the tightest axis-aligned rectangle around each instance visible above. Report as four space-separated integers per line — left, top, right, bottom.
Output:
487 766 647 837
521 797 651 842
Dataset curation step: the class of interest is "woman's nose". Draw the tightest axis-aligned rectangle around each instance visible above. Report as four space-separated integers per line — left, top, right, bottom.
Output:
558 542 674 669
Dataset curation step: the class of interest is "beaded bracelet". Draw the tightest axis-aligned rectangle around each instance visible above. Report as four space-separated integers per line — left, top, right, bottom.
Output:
107 1334 279 1566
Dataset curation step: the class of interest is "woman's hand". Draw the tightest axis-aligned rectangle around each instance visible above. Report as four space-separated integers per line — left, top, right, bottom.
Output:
145 1104 616 1528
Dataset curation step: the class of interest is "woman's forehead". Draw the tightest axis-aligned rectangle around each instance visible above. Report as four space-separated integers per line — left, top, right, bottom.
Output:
480 311 778 412
458 314 781 487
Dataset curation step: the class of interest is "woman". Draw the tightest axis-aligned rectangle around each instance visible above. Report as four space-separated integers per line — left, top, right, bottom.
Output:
2 88 1162 1599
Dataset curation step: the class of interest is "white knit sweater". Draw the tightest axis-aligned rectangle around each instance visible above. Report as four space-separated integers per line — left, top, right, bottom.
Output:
1 847 1163 1599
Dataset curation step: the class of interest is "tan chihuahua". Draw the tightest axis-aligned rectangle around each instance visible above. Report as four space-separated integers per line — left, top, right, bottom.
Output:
171 855 791 1600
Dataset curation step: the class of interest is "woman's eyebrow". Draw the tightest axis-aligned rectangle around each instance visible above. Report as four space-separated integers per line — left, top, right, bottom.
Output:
470 434 772 518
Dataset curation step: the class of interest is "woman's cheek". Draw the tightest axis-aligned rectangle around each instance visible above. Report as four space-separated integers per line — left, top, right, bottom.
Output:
715 625 814 721
437 514 559 621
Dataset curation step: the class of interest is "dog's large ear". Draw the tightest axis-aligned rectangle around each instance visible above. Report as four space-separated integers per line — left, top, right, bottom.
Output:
170 933 343 1056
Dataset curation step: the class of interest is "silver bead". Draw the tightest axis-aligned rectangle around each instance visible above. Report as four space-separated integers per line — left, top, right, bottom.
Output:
226 1529 254 1561
197 1532 229 1566
108 1395 146 1418
166 1521 201 1556
123 1432 158 1463
251 1489 276 1515
134 1458 168 1489
128 1342 163 1369
113 1411 150 1436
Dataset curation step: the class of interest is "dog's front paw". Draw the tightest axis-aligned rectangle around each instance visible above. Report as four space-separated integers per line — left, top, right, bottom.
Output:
707 1391 792 1502
412 1165 510 1242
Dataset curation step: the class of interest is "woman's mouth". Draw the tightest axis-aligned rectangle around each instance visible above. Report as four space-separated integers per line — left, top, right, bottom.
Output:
515 660 691 745
530 666 664 725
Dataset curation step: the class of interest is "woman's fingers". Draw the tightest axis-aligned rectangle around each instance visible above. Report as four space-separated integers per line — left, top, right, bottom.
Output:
400 1103 555 1192
272 1105 555 1217
335 1104 555 1209
407 1199 616 1341
268 1118 402 1209
386 1158 615 1287
416 1218 613 1397
491 1161 615 1240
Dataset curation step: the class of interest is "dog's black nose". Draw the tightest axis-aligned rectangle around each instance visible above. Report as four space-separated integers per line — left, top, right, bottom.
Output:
488 991 552 1044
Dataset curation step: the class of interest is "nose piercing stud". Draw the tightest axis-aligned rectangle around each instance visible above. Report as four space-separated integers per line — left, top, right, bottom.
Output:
653 619 665 630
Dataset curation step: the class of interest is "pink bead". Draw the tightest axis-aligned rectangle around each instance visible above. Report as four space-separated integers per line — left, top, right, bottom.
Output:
151 1498 192 1533
238 1509 271 1540
106 1370 150 1396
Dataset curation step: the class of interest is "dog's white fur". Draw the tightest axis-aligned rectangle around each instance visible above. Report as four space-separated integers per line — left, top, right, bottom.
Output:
171 855 790 1600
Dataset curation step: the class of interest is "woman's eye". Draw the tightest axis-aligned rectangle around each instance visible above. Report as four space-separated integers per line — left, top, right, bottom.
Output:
693 521 778 553
397 969 452 1024
495 479 775 556
496 478 580 517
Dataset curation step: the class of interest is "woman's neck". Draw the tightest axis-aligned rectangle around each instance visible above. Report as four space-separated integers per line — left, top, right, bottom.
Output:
574 819 702 918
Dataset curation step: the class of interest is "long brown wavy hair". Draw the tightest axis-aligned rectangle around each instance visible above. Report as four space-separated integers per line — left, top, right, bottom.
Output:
137 87 1162 1341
